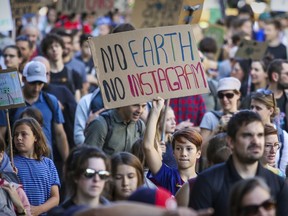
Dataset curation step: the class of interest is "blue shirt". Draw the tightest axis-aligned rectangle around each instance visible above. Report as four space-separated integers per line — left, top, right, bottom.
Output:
14 155 60 215
0 92 64 150
147 163 184 195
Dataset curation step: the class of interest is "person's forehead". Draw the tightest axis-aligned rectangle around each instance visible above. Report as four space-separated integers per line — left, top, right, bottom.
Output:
4 48 17 54
282 62 288 71
239 121 264 132
16 40 29 47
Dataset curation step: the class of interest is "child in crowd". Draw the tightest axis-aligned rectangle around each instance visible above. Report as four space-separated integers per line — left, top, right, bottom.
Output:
110 152 144 201
13 118 60 215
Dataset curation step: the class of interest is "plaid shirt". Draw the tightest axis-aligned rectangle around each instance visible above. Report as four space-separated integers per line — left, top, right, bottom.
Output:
170 95 206 126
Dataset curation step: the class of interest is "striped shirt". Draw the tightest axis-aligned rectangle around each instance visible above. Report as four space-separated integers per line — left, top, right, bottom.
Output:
14 155 60 215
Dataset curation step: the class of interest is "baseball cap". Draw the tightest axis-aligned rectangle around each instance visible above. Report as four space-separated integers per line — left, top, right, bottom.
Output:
23 61 47 83
128 186 177 210
217 77 241 92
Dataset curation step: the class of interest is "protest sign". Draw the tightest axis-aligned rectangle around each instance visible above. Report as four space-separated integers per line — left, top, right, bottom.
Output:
203 24 225 59
10 0 48 18
235 39 268 60
0 68 25 110
271 0 288 12
0 0 13 31
88 25 209 109
57 0 114 14
178 0 204 25
131 0 183 28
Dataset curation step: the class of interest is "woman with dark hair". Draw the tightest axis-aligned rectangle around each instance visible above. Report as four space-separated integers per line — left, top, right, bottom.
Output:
110 152 144 201
229 177 276 216
231 58 251 99
250 55 273 92
61 145 110 209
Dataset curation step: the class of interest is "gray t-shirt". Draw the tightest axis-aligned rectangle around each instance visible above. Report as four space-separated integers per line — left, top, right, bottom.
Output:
199 111 221 131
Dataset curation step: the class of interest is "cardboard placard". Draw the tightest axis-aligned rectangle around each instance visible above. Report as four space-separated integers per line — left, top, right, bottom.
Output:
0 0 13 31
235 39 268 60
10 0 48 18
56 0 114 14
131 0 183 28
271 0 288 12
0 68 25 110
88 25 209 109
178 0 204 25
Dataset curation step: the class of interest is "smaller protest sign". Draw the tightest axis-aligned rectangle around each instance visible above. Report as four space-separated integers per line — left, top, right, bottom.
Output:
131 0 183 28
0 0 13 31
271 0 288 12
0 68 25 110
235 39 268 60
56 0 114 14
10 0 48 18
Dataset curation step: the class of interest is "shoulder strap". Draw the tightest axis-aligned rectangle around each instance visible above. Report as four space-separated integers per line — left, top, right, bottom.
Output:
66 67 76 94
277 127 285 168
285 91 288 131
100 111 113 149
42 92 56 120
210 110 223 120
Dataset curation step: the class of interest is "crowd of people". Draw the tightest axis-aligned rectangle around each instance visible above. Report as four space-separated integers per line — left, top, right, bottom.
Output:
1 2 288 216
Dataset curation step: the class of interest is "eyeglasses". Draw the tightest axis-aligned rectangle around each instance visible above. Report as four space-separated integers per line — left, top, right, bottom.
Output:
83 168 110 180
265 142 281 151
217 92 235 99
240 199 276 215
256 88 275 108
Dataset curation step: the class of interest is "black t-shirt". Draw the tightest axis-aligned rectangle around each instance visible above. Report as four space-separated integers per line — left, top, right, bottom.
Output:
267 43 287 60
50 66 83 94
276 92 287 130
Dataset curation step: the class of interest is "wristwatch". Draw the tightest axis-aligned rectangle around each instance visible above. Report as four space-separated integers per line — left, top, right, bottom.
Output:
16 209 27 216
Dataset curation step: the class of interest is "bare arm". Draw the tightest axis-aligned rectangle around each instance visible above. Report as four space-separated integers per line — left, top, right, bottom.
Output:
143 97 164 175
53 123 69 161
175 181 190 207
0 126 7 140
31 185 59 215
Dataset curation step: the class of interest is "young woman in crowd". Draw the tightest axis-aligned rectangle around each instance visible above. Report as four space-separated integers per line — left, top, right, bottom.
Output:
250 89 288 173
158 105 177 169
230 58 251 99
262 124 285 177
110 152 144 201
250 55 273 92
61 145 110 209
230 177 276 216
13 118 60 215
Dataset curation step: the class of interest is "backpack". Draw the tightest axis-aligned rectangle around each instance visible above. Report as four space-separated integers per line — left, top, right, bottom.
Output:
86 88 143 149
100 111 143 150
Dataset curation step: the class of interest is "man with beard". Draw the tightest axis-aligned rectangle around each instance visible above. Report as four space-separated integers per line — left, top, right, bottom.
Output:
267 59 288 131
189 110 288 216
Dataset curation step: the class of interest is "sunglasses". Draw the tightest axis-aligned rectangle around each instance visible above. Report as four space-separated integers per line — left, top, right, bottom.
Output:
240 199 276 215
217 92 235 99
256 88 275 108
83 168 110 180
